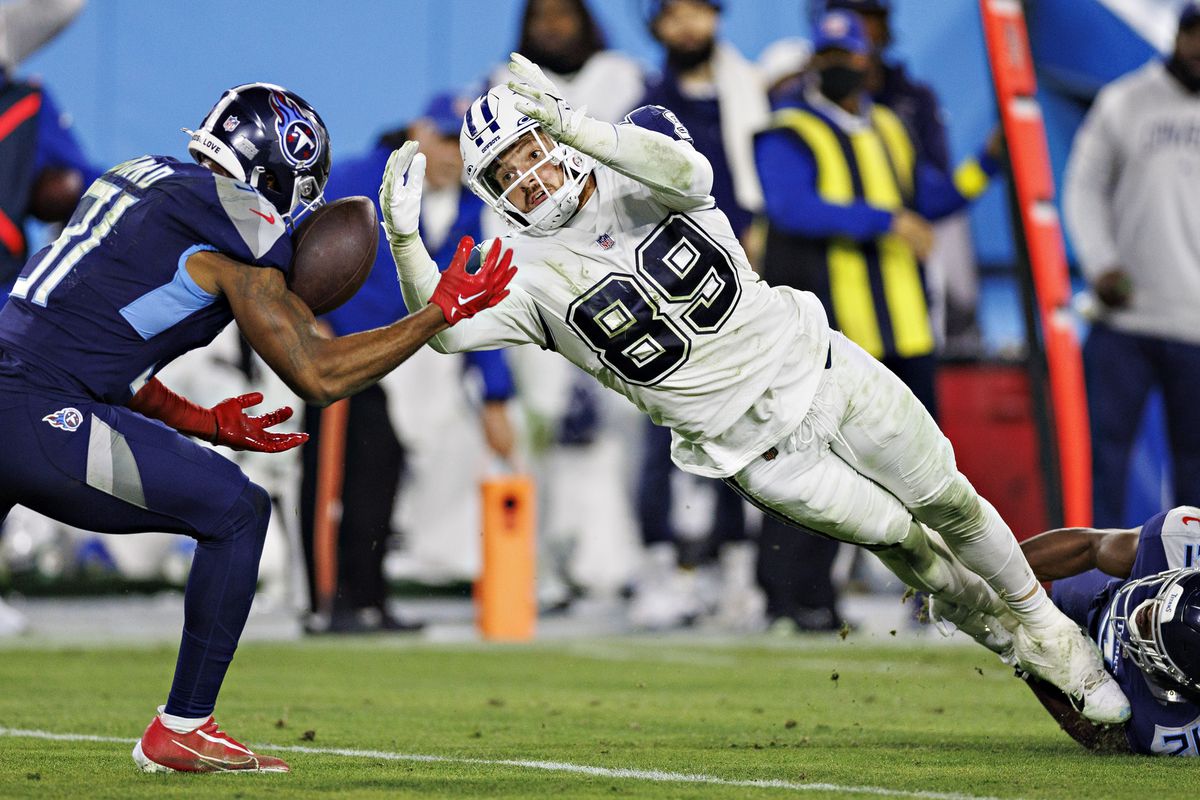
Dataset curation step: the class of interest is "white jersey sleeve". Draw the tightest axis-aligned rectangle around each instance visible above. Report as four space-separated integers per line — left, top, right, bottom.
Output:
565 103 715 214
392 237 547 353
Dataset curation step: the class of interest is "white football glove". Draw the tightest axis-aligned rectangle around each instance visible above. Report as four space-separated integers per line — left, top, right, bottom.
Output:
379 140 425 244
507 51 586 146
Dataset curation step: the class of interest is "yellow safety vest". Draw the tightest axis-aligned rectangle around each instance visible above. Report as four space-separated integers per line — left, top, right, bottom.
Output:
770 104 934 359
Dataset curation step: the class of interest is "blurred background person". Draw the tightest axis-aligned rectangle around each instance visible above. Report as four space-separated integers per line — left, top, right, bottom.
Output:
488 0 644 122
0 0 96 295
758 36 812 106
1064 2 1200 529
384 97 519 587
752 8 1001 631
628 0 772 631
825 0 984 356
298 95 517 633
486 0 647 612
0 0 93 637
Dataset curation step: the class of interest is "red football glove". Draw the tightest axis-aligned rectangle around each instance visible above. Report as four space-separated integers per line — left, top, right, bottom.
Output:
128 379 308 453
210 392 309 453
429 236 517 325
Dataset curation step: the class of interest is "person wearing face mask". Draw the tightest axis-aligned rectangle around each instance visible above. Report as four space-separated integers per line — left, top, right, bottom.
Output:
754 9 1001 418
751 10 1002 632
1063 2 1200 531
825 0 984 358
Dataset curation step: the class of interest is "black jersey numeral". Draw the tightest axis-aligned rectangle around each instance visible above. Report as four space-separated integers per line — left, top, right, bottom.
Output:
567 214 741 385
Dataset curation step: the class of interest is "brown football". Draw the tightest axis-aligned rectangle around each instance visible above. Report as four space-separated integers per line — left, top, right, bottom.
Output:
287 196 378 316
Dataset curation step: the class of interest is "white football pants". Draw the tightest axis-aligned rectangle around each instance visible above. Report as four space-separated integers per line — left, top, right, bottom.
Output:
728 331 1039 618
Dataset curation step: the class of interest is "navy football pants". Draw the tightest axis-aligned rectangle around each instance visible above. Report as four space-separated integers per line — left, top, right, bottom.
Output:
0 384 269 718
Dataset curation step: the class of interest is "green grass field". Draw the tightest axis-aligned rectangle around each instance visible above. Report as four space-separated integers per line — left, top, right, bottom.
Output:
0 637 1192 799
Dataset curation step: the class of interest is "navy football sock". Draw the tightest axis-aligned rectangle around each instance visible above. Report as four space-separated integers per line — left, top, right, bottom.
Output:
164 482 271 718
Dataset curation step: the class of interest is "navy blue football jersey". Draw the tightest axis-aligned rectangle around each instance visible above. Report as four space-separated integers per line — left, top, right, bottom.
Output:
0 155 291 404
1052 506 1200 754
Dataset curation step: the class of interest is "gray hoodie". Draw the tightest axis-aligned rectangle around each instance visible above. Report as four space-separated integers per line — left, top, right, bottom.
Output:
1064 60 1200 346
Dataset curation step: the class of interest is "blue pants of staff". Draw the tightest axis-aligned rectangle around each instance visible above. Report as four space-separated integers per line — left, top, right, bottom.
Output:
0 379 269 718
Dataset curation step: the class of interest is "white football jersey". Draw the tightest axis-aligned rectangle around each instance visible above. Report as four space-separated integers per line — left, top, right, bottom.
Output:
429 166 831 477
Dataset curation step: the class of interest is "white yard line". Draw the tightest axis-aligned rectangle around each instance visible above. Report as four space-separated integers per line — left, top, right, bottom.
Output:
0 726 1016 800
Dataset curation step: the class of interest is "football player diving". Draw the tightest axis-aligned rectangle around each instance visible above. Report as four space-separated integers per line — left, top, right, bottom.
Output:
0 83 515 773
1016 507 1200 754
380 53 1129 725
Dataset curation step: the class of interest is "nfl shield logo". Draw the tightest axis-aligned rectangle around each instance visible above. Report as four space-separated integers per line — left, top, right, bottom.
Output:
223 115 240 133
596 233 615 250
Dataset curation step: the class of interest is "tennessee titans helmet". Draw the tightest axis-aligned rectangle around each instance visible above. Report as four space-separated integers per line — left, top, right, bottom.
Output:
187 83 331 224
459 85 594 234
1111 568 1200 702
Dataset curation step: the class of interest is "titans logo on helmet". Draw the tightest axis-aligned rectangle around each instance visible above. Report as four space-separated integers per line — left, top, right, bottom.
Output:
269 91 320 168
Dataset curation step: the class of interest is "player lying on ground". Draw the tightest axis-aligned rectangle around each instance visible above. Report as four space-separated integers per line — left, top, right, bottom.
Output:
1015 507 1200 754
0 82 514 773
380 53 1129 724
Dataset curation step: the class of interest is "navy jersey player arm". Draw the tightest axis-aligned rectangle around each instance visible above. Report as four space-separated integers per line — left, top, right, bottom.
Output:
186 249 448 406
1020 524 1140 581
1020 672 1132 753
186 232 513 405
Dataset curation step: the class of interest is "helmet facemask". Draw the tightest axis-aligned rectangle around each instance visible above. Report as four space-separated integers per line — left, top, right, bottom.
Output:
1113 569 1200 703
477 128 592 233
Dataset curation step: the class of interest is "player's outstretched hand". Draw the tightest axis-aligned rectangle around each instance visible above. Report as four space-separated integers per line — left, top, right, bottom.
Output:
212 393 309 453
379 140 424 245
507 52 585 145
429 236 517 325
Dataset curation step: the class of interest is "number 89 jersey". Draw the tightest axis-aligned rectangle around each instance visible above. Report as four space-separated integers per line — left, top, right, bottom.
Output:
453 164 832 478
0 155 292 405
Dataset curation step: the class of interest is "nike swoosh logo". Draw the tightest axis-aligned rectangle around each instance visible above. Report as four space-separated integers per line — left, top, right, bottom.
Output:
172 739 258 770
457 290 486 305
249 208 276 224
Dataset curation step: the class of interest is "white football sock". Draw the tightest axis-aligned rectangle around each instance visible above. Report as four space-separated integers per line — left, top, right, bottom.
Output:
158 706 210 734
912 480 1050 625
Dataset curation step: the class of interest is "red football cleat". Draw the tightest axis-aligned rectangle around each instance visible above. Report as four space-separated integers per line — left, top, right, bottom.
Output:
132 713 290 773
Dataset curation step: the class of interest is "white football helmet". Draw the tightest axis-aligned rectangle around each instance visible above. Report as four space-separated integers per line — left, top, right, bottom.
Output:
460 85 594 234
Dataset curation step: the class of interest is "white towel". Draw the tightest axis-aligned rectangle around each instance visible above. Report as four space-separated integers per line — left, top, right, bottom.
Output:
711 41 771 213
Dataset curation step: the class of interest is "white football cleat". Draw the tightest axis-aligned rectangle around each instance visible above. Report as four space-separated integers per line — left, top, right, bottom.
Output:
628 570 704 630
928 597 1015 664
1012 615 1131 724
